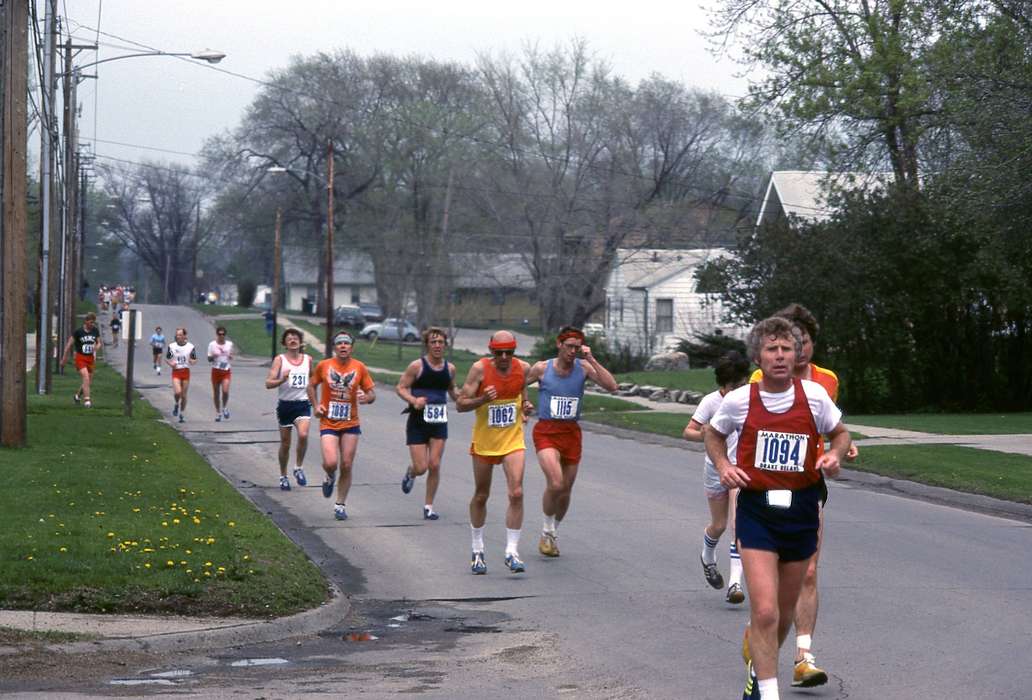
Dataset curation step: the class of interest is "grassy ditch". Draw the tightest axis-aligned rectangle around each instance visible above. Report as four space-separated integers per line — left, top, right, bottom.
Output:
0 365 328 617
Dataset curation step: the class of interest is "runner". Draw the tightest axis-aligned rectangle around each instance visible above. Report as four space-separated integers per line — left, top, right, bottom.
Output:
307 331 376 521
683 350 751 604
456 330 534 575
109 309 122 349
207 326 235 422
265 328 312 491
705 316 850 700
750 303 858 686
396 327 459 520
149 326 166 375
525 326 618 558
165 327 197 424
59 312 102 408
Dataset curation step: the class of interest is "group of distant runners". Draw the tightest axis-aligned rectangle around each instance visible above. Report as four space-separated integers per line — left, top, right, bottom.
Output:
66 301 854 700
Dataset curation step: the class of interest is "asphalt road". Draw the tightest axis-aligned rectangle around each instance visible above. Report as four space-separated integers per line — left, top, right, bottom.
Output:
13 303 1030 699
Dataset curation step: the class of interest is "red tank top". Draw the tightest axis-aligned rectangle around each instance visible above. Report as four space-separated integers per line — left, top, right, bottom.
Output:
477 357 525 400
736 379 821 491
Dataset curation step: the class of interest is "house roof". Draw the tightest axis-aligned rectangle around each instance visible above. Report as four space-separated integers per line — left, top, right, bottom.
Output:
282 247 375 286
449 253 536 290
755 171 890 227
615 247 732 290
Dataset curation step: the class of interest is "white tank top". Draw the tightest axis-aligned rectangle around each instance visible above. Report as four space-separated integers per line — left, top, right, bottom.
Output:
278 353 312 402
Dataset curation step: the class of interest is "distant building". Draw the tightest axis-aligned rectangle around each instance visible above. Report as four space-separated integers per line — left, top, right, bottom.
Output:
604 248 747 356
756 170 889 227
445 253 540 328
281 247 377 313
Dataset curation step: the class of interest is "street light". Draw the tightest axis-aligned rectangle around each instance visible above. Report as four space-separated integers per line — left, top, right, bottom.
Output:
77 49 226 72
267 149 337 357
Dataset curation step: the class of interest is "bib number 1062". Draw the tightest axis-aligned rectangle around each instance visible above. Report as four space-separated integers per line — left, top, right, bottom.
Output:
487 403 516 428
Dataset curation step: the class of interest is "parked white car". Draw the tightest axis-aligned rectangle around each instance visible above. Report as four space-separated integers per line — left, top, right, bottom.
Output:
360 318 420 343
582 322 605 338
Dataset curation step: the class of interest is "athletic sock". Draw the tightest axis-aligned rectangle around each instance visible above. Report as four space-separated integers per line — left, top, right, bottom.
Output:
797 634 812 658
758 678 780 700
505 528 521 555
471 525 485 553
702 529 720 565
543 514 556 534
729 541 743 585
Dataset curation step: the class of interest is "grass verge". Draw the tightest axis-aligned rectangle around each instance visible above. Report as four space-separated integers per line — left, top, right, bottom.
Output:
582 411 686 438
852 445 1032 504
0 365 328 617
847 413 1032 435
0 626 95 645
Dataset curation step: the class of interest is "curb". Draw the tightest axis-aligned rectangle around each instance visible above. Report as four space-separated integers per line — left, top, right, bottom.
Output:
16 583 350 656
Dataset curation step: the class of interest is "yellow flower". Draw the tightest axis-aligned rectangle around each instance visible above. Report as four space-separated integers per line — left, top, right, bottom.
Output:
132 508 140 513
26 555 34 561
228 522 236 528
204 561 212 567
162 521 168 527
144 563 151 569
166 560 174 567
173 518 180 525
107 532 114 538
59 547 67 552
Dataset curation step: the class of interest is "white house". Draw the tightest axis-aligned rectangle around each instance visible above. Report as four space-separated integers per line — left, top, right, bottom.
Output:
604 248 748 356
756 170 890 227
280 246 378 313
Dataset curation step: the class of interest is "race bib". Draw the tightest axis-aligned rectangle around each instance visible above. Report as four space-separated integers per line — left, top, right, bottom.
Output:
288 372 308 389
81 342 95 355
423 403 448 424
327 401 351 421
151 342 163 350
487 402 517 428
549 396 579 420
215 359 230 370
175 356 189 368
754 430 808 472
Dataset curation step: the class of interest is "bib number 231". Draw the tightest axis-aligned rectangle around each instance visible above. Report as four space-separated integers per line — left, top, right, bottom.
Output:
487 403 516 428
754 430 808 472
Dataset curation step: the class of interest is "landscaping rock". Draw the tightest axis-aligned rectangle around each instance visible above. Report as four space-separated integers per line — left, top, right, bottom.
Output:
649 389 669 402
644 351 691 371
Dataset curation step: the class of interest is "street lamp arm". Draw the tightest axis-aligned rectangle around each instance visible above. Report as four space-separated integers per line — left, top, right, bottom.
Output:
75 49 226 72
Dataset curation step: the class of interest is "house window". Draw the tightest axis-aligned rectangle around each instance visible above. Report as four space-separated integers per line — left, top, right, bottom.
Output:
351 287 360 304
656 298 673 333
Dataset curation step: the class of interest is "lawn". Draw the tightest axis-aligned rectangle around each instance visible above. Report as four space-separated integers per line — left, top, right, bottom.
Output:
192 303 262 317
582 411 688 438
852 445 1032 504
0 365 328 617
218 319 276 357
847 413 1032 435
614 369 718 394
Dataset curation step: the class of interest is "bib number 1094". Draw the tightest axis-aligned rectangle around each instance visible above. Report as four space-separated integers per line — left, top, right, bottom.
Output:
754 430 807 472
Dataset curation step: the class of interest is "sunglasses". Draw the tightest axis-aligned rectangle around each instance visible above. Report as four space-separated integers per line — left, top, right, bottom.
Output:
492 349 514 357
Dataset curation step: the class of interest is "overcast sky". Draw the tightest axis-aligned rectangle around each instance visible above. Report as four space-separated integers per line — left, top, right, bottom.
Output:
60 1 749 170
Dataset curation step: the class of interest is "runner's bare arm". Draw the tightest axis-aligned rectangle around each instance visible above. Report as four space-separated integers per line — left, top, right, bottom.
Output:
59 336 74 365
455 362 488 412
579 346 618 392
706 427 750 489
395 360 425 408
264 355 285 389
307 373 324 417
525 360 546 387
447 363 460 402
520 360 534 418
683 418 706 443
817 423 851 478
357 376 376 404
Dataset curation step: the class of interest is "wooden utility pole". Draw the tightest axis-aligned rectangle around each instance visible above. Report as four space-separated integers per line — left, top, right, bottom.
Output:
1 0 29 446
123 309 137 417
272 207 281 360
324 140 334 357
36 0 56 394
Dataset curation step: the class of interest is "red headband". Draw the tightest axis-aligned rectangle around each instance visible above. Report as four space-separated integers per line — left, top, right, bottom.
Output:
557 329 585 344
488 337 517 351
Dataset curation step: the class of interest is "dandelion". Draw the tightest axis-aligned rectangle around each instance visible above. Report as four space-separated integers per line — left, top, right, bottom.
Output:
228 522 236 528
243 555 250 561
107 532 114 538
144 563 151 569
205 561 213 567
132 508 141 513
173 518 181 525
162 522 168 527
26 555 34 561
192 517 201 525
166 560 175 567
59 547 67 553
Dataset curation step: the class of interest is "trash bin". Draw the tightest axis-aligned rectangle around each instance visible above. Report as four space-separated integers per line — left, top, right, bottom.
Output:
301 298 314 314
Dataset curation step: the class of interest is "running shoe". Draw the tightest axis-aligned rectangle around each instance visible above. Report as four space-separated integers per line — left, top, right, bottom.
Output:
470 550 487 575
215 414 222 422
84 399 92 408
73 392 81 404
423 507 439 520
701 555 725 589
538 532 559 557
223 408 230 420
293 468 307 486
726 582 745 604
504 553 526 574
401 469 415 494
792 653 828 688
172 403 179 417
178 414 185 424
279 475 291 491
742 660 760 700
333 504 348 521
321 471 336 498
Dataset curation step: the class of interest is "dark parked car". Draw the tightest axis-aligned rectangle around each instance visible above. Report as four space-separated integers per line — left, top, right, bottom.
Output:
333 305 366 330
358 302 384 322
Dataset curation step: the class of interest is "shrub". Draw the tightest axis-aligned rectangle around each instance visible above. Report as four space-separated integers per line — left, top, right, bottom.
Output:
674 332 748 369
237 279 257 308
531 334 647 373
